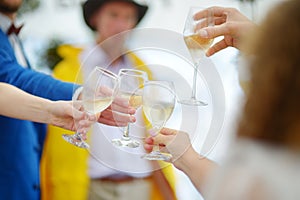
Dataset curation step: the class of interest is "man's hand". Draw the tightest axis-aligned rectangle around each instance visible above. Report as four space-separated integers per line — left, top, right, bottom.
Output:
97 95 136 126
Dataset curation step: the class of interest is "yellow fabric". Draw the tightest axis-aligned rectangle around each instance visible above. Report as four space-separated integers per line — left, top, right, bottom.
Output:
41 45 177 200
40 45 89 200
126 52 153 81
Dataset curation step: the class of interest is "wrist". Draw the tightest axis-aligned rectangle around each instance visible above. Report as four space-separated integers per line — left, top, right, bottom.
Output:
43 99 55 125
173 146 198 171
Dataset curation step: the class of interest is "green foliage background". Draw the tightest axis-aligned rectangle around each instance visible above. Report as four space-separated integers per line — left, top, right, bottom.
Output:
18 0 40 16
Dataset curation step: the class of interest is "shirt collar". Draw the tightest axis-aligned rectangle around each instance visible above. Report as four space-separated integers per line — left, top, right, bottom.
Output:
0 13 23 35
0 13 13 34
80 44 132 77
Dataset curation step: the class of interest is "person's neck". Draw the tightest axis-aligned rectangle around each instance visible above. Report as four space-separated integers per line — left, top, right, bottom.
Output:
97 37 125 65
104 48 124 66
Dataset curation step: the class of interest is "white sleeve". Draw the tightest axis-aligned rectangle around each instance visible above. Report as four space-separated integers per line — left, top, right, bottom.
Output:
72 86 83 100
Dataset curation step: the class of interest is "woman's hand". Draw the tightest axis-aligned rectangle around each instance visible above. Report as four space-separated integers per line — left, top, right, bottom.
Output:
48 100 95 132
194 6 256 56
144 128 194 168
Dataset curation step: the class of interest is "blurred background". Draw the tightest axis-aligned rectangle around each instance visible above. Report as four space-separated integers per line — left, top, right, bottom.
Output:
18 0 283 199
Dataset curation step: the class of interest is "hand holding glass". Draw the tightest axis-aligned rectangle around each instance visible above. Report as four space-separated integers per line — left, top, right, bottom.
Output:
141 81 176 161
111 69 148 148
179 7 214 106
62 66 119 148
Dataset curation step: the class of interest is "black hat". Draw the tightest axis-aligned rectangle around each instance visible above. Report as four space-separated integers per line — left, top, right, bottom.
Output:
83 0 148 31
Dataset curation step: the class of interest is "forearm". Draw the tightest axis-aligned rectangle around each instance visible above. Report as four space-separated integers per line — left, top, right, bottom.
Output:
0 83 52 123
174 147 218 196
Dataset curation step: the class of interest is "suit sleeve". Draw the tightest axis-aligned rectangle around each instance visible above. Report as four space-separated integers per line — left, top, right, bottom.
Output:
0 48 78 101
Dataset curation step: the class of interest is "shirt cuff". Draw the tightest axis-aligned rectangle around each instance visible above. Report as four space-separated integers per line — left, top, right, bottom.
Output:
72 86 83 101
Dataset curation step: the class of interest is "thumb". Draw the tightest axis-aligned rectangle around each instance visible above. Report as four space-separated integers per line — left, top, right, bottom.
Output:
198 24 228 39
71 105 85 120
153 134 175 146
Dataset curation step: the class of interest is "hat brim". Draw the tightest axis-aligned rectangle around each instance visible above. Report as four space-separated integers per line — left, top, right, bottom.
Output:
83 0 148 31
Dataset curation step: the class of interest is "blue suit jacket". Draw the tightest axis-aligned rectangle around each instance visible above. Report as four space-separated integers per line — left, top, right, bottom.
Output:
0 30 77 200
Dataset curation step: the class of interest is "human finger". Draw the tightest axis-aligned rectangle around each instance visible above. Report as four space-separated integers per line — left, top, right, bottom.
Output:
159 127 178 136
78 115 94 127
152 134 174 145
143 143 153 152
97 85 114 96
206 39 228 56
194 6 228 20
194 16 224 30
97 117 135 127
98 110 136 126
214 16 226 26
71 106 87 121
70 100 96 123
77 129 87 140
197 23 231 40
71 100 82 109
101 108 136 123
110 102 136 115
144 136 154 144
110 95 137 115
143 136 154 152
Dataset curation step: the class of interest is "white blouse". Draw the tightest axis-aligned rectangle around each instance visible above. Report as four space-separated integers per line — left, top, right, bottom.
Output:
205 139 300 200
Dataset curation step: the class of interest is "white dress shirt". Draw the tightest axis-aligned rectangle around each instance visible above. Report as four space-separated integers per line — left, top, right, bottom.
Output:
0 13 28 68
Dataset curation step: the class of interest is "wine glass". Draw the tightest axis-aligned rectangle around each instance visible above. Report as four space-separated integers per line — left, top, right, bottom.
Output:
62 66 119 148
141 81 176 161
111 69 148 148
179 6 214 106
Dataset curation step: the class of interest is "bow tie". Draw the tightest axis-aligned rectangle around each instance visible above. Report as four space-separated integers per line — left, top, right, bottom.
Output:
7 24 23 36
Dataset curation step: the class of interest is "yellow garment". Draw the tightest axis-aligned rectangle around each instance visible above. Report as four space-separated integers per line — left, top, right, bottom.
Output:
41 45 177 200
40 45 88 200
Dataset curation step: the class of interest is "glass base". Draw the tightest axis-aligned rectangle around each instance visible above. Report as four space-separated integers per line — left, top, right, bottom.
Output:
62 134 90 149
111 136 140 148
178 98 208 106
141 150 172 161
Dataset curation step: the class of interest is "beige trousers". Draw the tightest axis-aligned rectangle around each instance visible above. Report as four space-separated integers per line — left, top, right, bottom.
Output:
88 178 152 200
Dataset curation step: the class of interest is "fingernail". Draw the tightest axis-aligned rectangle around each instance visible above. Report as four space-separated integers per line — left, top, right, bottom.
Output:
130 116 136 122
128 108 136 114
199 29 208 38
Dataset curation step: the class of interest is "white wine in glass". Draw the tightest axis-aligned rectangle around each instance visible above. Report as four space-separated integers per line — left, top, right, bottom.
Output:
62 66 119 148
111 69 148 148
184 34 214 58
141 81 176 161
83 97 114 115
179 6 214 106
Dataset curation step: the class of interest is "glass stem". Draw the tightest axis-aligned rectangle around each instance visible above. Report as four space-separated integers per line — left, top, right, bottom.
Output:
74 132 83 140
74 121 83 140
123 124 130 138
191 62 199 100
152 144 160 152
